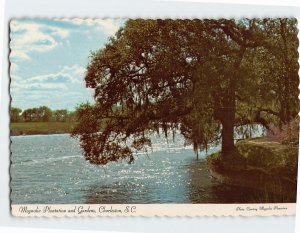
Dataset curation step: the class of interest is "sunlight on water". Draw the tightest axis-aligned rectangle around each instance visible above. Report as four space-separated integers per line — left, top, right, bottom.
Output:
11 133 275 204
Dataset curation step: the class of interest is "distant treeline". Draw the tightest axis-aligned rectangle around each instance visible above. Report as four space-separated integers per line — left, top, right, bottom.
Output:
10 106 77 123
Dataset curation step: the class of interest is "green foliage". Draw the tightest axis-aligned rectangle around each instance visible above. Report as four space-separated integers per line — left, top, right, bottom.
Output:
10 107 22 123
22 106 52 122
72 19 299 165
52 109 68 122
10 106 77 123
238 18 299 127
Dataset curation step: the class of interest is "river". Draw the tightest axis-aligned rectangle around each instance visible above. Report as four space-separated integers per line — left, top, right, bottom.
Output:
11 133 275 204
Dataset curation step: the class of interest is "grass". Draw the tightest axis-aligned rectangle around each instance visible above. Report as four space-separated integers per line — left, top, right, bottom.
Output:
11 122 78 136
207 138 298 202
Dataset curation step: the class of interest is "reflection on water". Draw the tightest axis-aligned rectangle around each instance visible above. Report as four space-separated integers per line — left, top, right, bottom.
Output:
84 182 151 204
11 133 286 204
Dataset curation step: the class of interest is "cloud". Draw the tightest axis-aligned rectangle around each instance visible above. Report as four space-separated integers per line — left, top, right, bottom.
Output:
55 18 121 36
25 73 79 84
10 62 19 73
11 79 68 92
11 64 86 90
10 20 71 61
61 64 86 77
10 50 30 60
23 83 68 91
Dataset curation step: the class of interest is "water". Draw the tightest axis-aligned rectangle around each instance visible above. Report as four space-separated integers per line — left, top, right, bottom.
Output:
11 133 279 204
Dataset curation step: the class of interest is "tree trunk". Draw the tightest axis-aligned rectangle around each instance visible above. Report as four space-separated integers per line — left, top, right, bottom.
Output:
214 87 236 156
221 107 235 154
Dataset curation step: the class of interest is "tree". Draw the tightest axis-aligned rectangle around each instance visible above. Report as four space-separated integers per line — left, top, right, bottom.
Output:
22 106 52 122
10 107 22 122
72 19 298 165
237 19 299 129
38 106 52 122
22 108 37 122
53 109 68 122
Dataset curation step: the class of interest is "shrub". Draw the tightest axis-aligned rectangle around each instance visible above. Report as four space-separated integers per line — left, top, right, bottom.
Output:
266 118 299 146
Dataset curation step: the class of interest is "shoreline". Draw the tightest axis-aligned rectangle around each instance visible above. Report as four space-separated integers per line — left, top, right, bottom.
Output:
10 122 77 136
11 132 71 137
207 138 298 202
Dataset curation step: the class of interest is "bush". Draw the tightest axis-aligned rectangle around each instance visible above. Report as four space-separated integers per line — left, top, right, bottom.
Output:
266 118 299 146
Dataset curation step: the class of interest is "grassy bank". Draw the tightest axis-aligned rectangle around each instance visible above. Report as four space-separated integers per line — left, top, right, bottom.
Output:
207 138 298 202
11 122 78 136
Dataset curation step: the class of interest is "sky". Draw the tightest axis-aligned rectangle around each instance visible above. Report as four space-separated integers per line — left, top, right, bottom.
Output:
10 18 124 111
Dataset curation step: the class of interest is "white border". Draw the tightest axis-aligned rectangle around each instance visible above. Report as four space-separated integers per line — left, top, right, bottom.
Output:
1 0 299 232
11 204 297 217
163 0 300 7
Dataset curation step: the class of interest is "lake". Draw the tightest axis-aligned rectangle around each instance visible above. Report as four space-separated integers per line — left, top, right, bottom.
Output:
11 133 276 204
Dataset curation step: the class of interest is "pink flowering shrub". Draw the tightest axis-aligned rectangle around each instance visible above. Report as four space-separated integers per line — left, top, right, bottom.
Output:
266 117 299 146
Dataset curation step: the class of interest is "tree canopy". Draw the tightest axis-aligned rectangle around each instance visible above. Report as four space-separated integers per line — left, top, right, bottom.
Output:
72 19 299 165
10 107 22 122
10 106 77 123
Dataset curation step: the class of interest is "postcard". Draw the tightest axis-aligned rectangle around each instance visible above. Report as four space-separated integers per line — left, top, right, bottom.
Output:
9 18 298 217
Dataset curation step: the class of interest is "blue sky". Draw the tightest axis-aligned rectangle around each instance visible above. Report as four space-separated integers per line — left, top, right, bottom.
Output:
10 18 124 110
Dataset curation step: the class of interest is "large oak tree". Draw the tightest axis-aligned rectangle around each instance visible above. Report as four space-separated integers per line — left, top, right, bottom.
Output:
72 19 298 165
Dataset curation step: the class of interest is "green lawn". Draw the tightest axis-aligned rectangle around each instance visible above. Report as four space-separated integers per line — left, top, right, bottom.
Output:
11 122 78 136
